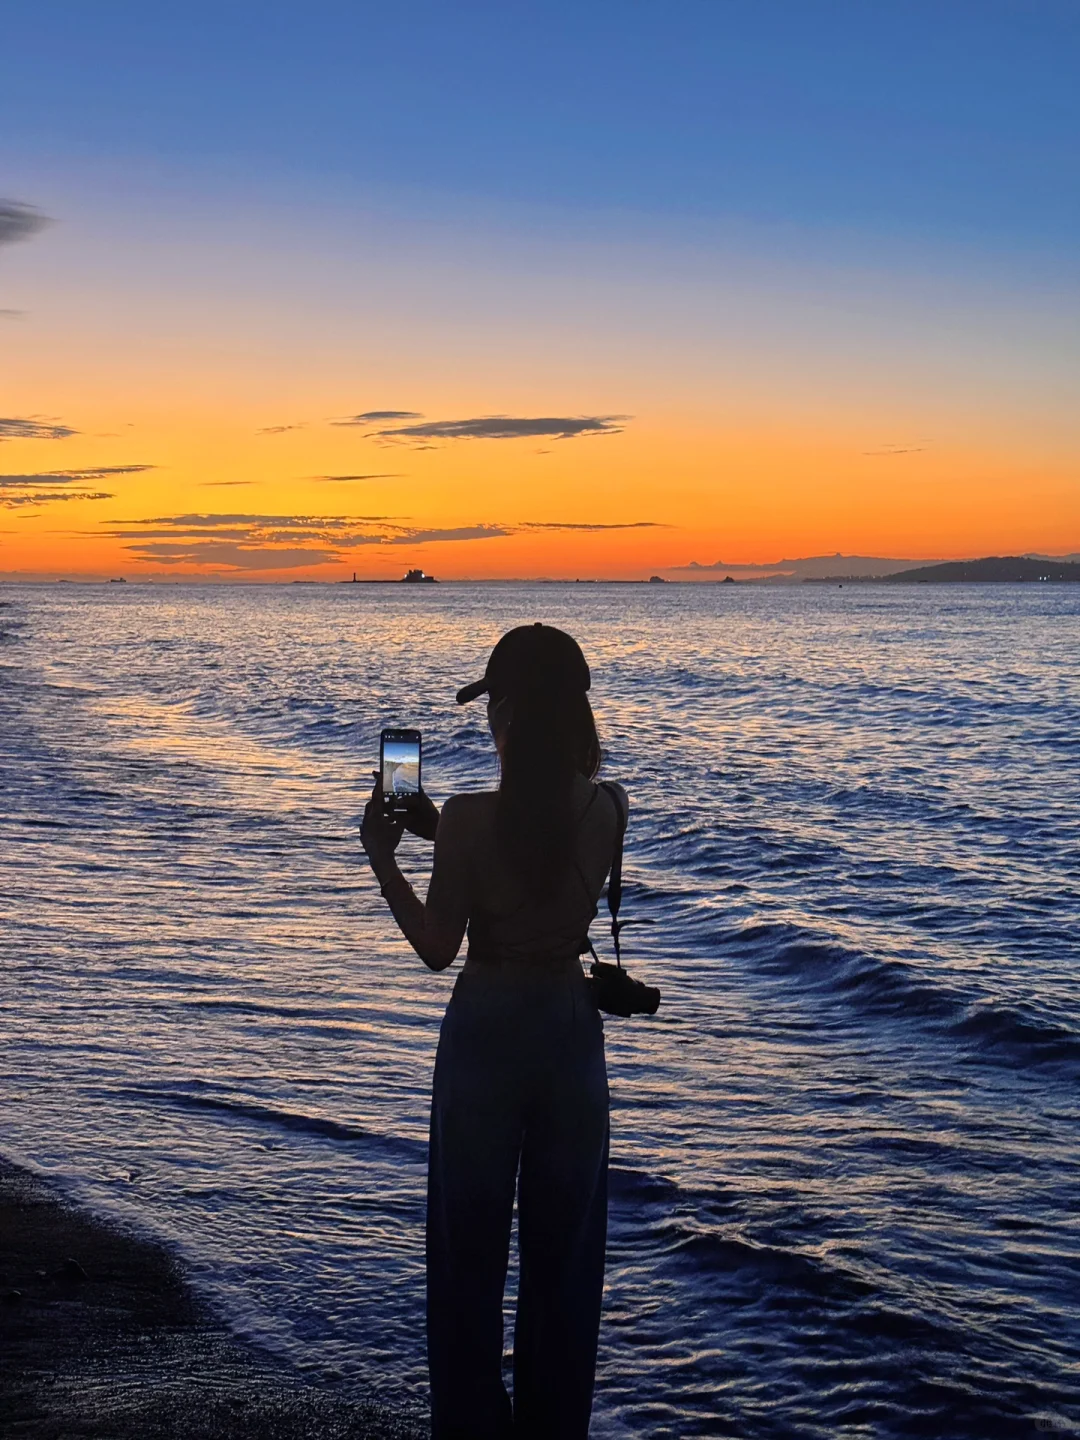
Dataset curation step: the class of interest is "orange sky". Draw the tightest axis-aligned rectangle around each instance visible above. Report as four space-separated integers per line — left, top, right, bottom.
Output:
3 179 1079 580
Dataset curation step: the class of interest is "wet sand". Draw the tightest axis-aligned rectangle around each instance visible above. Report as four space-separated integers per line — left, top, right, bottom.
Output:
0 1159 425 1439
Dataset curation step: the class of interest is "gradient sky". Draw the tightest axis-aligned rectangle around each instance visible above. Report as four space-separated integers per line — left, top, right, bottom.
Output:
2 1 1078 579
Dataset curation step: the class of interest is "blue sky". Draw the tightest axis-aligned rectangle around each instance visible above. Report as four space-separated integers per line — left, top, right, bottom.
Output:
5 1 1079 252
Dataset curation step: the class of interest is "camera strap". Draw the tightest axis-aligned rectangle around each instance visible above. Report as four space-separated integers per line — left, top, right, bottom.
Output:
598 780 627 967
583 784 661 1018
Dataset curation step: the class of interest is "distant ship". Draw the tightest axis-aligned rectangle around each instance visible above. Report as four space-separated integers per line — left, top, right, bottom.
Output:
342 569 438 583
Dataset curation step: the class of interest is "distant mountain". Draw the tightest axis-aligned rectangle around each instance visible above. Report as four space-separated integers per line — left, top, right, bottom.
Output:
667 552 1080 584
671 553 924 582
889 556 1080 583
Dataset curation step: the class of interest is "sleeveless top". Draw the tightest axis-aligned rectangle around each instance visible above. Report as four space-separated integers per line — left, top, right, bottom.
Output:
465 778 619 964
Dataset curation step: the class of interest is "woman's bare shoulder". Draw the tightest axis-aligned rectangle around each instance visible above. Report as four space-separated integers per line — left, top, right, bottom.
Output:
438 791 499 833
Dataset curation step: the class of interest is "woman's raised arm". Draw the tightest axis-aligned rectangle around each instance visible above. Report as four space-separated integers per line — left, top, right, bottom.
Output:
362 790 472 971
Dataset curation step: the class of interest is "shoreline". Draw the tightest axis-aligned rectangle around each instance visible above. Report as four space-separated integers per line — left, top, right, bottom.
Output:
0 1157 425 1439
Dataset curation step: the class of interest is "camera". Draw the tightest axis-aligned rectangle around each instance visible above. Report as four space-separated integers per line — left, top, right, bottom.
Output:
588 960 661 1017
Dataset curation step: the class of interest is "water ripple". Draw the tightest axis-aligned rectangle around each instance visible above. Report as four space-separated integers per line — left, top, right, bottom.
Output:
1 581 1078 1435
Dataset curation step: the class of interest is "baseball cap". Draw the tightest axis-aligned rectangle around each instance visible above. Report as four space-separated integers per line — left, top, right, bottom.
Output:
456 623 591 705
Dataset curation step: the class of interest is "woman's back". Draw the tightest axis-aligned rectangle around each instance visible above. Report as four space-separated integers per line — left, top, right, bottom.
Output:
436 772 623 963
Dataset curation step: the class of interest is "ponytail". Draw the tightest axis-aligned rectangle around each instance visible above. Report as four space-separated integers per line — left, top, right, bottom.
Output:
496 687 601 901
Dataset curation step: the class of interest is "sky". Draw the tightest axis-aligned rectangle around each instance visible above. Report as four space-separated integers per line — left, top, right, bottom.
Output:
2 0 1078 580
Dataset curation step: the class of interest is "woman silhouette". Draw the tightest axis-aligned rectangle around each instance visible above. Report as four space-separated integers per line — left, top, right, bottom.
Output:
362 624 626 1440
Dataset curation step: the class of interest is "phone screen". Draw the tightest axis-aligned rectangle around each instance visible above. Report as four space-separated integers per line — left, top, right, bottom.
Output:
381 729 421 801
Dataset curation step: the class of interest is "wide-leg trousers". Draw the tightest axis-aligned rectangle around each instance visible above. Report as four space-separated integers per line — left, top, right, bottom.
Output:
427 954 610 1440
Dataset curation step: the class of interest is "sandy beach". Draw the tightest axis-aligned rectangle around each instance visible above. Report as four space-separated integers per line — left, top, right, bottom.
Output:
0 1159 425 1439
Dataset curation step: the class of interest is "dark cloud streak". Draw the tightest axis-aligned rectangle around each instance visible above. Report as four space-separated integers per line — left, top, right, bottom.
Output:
863 443 929 456
0 466 153 488
520 520 663 531
332 411 422 426
108 512 392 530
2 491 112 509
384 525 509 545
0 463 149 509
0 200 50 248
370 414 629 444
0 417 79 441
312 473 401 482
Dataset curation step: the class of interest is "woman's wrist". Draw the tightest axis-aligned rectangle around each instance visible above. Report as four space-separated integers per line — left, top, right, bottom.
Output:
378 870 412 902
366 847 400 887
365 840 400 875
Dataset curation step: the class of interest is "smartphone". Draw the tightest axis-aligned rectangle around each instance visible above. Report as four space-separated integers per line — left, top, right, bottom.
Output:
380 727 422 811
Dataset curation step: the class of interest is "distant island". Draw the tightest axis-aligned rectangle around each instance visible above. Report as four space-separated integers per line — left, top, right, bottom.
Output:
887 556 1080 583
671 551 1080 584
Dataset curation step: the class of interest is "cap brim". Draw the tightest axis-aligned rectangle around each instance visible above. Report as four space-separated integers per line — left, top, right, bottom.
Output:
455 678 488 705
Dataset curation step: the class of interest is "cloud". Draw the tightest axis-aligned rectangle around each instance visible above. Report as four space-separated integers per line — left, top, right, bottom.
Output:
107 527 258 540
0 466 153 488
0 416 79 441
126 542 338 571
108 512 392 532
863 443 929 456
0 200 50 248
332 411 423 426
385 525 510 545
311 472 401 482
101 514 398 562
368 414 629 445
0 309 24 320
256 423 306 435
2 491 113 509
520 520 663 532
101 510 663 570
0 463 150 509
199 480 256 487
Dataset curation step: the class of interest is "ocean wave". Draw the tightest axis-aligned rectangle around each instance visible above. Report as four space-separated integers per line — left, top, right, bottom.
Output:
175 994 366 1025
608 1164 684 1205
132 1089 428 1161
650 1220 874 1302
726 921 1080 1069
950 1000 1080 1066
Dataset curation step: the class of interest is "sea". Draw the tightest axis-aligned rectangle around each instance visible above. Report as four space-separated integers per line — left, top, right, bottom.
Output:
1 581 1078 1438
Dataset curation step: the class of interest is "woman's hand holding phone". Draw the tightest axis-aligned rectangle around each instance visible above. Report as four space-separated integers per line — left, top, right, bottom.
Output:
403 791 439 842
361 772 406 877
362 774 440 877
